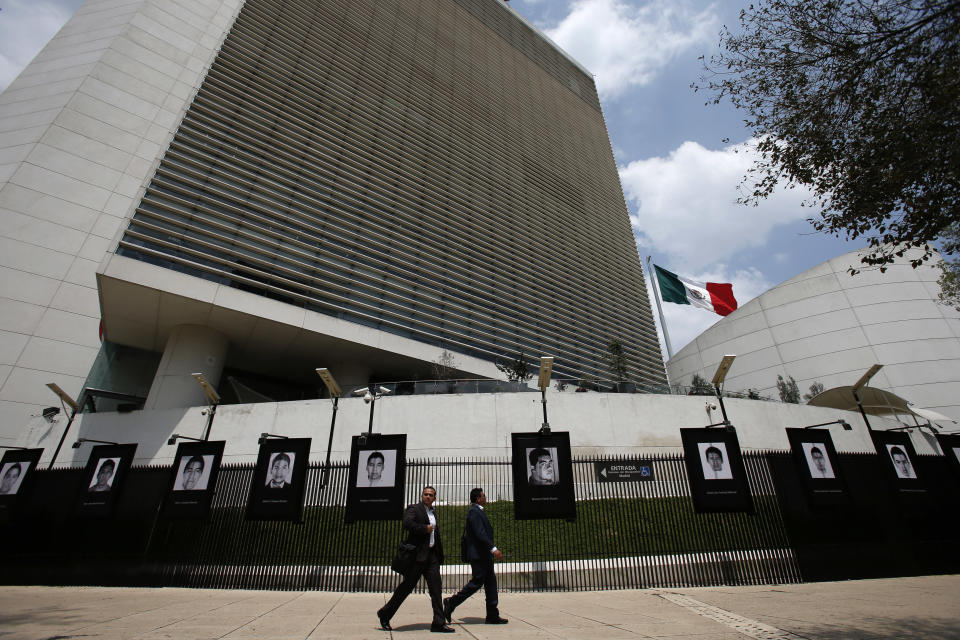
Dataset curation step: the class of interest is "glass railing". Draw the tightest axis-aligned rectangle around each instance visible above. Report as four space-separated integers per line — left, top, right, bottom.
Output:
354 379 777 400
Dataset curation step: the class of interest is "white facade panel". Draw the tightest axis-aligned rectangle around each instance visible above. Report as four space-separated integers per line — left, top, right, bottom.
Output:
769 308 861 344
0 0 240 446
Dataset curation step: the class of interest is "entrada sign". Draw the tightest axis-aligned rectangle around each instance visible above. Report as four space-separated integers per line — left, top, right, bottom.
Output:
594 460 654 482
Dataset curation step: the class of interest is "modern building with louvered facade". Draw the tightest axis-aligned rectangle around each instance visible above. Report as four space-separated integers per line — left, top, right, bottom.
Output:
0 0 665 436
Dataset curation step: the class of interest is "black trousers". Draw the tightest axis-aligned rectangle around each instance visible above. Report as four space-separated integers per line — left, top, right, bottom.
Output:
381 546 445 626
445 556 499 617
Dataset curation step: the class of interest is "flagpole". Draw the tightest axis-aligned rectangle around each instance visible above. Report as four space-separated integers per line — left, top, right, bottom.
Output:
646 255 674 360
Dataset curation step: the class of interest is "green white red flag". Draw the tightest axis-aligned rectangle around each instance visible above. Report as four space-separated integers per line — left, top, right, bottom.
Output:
653 265 737 316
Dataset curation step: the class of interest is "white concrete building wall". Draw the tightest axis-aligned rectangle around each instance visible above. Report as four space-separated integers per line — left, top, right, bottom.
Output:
0 0 241 445
666 249 960 420
18 390 927 470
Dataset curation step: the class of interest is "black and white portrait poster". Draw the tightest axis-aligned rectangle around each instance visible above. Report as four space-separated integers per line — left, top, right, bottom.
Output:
0 448 43 518
246 438 311 521
681 428 753 513
161 440 225 520
345 434 406 523
75 443 137 518
512 432 575 520
871 431 926 496
786 428 847 506
935 433 960 480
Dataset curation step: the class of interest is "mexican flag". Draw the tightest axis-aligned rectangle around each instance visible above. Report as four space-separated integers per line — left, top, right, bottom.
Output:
653 265 738 316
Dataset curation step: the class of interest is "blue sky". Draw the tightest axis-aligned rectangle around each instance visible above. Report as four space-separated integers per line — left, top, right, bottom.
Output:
0 0 865 358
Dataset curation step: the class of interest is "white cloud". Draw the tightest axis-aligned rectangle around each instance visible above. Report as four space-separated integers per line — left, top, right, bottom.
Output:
625 138 815 356
0 0 75 92
545 0 718 99
621 139 812 273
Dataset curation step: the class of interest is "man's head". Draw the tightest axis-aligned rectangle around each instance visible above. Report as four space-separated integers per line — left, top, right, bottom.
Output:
705 446 724 471
890 446 911 475
270 453 291 484
470 487 486 506
95 459 116 487
1 463 21 491
528 448 555 485
182 455 205 490
421 485 436 507
810 446 826 472
366 451 385 481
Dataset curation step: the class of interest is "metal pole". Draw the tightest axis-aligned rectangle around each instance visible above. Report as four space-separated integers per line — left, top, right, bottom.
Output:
48 407 78 469
852 388 874 433
540 387 550 433
202 402 218 441
367 392 375 435
714 384 730 426
322 396 339 488
646 256 674 360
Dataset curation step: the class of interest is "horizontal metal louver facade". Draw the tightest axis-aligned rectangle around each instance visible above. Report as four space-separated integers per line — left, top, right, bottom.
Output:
116 0 667 384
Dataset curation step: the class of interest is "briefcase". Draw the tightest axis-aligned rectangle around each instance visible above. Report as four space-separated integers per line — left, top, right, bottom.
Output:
391 542 417 574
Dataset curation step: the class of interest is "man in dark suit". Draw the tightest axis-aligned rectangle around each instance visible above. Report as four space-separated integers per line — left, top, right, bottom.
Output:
442 487 508 625
378 485 454 633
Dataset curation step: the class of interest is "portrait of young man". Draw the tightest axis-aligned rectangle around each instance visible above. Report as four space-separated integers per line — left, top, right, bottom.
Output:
246 438 311 521
88 457 119 492
356 449 396 488
681 428 752 513
511 432 575 520
265 452 295 490
163 441 225 520
803 442 836 479
173 455 213 491
0 462 27 495
870 431 925 499
345 434 406 523
526 447 558 486
0 448 43 516
75 443 137 518
887 445 917 479
698 442 733 480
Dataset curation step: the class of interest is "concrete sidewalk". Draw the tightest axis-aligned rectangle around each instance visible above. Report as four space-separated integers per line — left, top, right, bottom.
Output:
1 575 958 639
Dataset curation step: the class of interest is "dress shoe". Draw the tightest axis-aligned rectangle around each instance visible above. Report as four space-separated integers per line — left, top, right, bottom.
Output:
442 597 453 623
431 624 456 632
376 609 392 631
485 617 509 624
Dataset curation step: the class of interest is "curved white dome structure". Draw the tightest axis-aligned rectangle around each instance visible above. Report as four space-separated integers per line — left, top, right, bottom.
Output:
666 249 960 421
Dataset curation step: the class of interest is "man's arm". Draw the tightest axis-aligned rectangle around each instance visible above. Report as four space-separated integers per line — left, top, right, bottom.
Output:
468 508 500 558
402 503 432 535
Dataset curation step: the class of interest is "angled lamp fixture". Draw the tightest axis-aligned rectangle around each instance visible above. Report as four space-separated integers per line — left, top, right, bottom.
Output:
258 432 289 445
802 419 852 431
72 437 119 449
46 382 81 469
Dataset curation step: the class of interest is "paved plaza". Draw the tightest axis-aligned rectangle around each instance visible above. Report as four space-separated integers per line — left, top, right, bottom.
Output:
1 575 958 639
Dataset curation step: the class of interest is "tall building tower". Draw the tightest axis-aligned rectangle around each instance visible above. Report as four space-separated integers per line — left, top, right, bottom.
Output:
0 0 665 437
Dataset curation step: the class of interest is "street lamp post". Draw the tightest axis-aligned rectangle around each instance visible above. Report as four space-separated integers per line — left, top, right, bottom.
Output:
852 364 883 433
353 385 392 439
537 356 554 434
46 383 80 469
316 368 342 488
191 372 221 441
711 355 736 430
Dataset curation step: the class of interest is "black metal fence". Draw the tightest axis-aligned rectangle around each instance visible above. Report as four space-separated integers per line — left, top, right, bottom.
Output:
1 451 958 591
